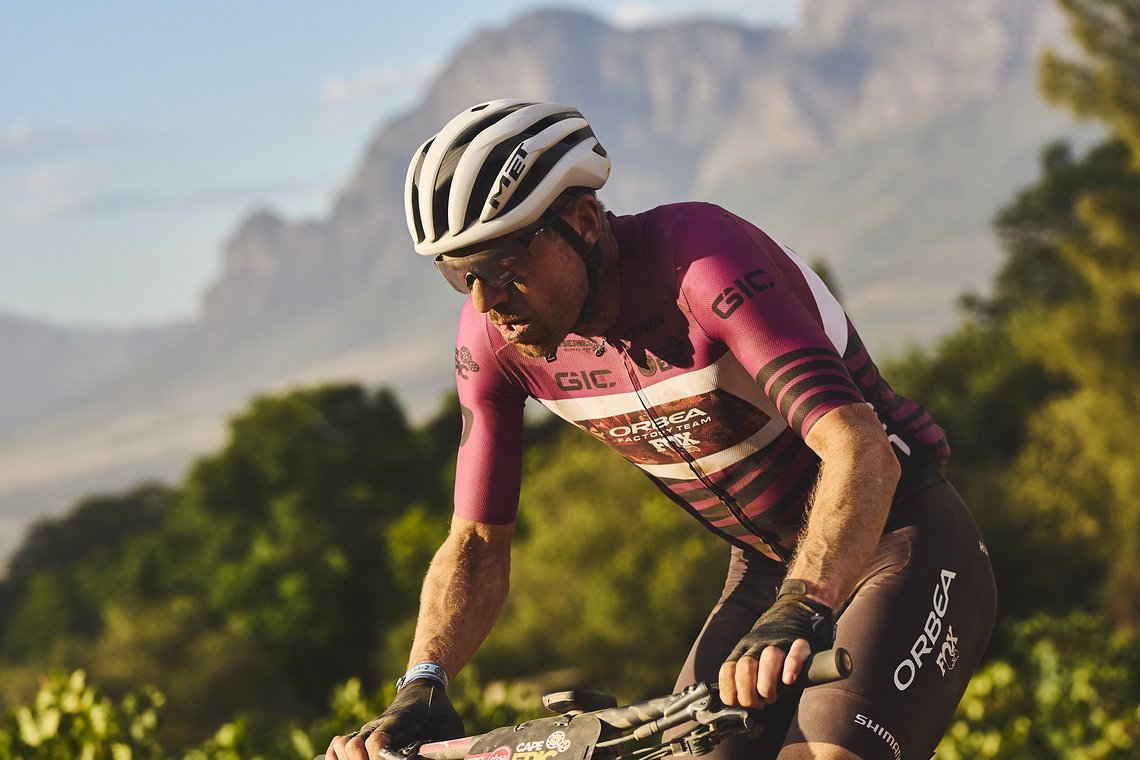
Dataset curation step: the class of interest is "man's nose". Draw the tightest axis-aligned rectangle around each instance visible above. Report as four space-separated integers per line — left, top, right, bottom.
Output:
471 278 509 313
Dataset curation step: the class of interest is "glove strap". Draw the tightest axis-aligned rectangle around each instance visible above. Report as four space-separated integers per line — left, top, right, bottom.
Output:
396 661 449 691
778 578 812 598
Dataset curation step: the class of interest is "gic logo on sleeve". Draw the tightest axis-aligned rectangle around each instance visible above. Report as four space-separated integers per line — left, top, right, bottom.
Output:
711 268 776 319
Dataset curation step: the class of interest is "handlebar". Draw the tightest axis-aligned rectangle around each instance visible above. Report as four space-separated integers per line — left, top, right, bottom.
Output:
320 648 852 760
591 647 852 731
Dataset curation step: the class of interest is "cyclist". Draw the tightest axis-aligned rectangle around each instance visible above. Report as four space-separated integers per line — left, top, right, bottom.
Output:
325 100 997 760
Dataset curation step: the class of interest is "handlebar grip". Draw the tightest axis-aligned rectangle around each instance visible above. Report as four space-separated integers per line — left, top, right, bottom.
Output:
796 647 852 687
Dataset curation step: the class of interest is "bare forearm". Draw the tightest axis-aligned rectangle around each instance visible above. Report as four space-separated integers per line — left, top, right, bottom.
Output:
792 405 901 608
407 518 513 677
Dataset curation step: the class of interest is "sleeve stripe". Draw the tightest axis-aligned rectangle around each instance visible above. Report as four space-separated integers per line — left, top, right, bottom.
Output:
754 348 864 435
766 357 853 401
790 388 864 432
755 347 827 388
776 373 861 420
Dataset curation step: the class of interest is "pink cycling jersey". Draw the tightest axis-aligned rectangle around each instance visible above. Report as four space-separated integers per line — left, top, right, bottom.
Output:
452 203 948 562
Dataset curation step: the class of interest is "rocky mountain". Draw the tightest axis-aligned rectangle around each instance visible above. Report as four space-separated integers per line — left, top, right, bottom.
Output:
0 313 183 430
0 0 1086 563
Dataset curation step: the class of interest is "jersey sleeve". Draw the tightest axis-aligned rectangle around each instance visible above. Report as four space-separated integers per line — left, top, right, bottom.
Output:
452 300 528 524
675 206 865 440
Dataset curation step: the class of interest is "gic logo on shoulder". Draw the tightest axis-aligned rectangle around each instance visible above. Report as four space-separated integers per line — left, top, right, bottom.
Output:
711 268 775 319
893 569 959 691
556 369 616 391
488 146 530 210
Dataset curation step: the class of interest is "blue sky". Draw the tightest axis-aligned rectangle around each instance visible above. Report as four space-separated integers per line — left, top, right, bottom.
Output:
0 1 802 328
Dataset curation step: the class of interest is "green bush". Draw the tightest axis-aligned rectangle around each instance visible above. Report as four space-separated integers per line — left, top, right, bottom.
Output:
937 612 1140 759
0 670 164 760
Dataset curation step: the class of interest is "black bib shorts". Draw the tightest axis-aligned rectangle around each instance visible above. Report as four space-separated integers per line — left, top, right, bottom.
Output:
670 469 997 759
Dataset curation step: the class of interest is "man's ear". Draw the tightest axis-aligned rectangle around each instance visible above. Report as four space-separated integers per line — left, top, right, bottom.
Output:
571 194 603 247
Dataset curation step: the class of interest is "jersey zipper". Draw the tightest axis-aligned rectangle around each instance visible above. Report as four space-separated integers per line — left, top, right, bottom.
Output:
607 339 792 562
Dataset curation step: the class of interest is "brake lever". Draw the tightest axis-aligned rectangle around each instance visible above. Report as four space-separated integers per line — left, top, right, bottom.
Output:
394 742 424 759
318 740 421 760
660 706 758 757
690 705 752 728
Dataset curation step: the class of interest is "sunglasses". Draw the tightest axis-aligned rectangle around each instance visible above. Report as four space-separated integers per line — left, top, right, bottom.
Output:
435 193 583 294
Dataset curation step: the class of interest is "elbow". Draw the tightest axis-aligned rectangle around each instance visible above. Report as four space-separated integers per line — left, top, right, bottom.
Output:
882 438 902 484
872 434 902 499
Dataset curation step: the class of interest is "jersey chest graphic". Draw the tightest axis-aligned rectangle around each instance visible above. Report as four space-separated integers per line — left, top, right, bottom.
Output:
534 354 785 476
576 388 770 467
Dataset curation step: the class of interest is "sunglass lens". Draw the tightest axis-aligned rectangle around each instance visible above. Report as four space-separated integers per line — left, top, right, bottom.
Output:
436 250 523 294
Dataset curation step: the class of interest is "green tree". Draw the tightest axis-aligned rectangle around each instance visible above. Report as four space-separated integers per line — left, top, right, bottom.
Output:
128 385 447 726
886 12 1140 624
1040 0 1140 159
0 484 174 656
0 385 461 746
998 0 1140 629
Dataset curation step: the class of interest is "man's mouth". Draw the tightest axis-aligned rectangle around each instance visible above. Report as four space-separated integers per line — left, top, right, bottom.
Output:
493 317 531 341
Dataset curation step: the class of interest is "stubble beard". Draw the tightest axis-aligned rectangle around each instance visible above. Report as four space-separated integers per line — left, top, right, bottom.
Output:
509 317 574 359
512 335 564 359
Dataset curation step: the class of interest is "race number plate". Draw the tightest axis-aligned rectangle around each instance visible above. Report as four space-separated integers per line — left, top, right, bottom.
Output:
464 715 603 760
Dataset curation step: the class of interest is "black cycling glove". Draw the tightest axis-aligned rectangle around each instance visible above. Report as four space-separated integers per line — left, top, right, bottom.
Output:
726 581 835 663
358 679 465 749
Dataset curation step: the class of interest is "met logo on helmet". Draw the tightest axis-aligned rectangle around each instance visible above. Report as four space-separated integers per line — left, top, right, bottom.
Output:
488 146 530 211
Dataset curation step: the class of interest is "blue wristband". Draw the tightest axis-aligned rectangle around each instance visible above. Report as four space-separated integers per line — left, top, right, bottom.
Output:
395 661 449 691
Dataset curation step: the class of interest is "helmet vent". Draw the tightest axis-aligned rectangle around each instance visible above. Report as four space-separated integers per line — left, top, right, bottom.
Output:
404 100 609 256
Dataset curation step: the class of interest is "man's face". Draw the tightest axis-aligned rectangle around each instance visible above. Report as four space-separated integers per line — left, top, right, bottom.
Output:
470 223 588 359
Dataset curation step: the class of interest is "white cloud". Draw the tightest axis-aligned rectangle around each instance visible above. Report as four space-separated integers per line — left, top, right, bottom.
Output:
10 163 93 220
0 122 123 163
321 60 440 107
6 162 332 222
0 123 33 149
609 0 802 30
611 2 661 29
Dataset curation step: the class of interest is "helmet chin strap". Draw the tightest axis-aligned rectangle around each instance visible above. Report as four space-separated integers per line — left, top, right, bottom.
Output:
542 215 603 363
550 216 602 327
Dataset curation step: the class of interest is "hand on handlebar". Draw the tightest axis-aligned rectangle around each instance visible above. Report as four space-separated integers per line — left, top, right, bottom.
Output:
718 590 835 708
323 680 464 760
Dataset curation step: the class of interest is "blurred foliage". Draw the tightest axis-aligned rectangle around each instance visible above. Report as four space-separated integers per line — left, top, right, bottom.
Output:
0 670 164 760
937 613 1140 759
1014 0 1140 629
0 665 543 759
0 385 457 746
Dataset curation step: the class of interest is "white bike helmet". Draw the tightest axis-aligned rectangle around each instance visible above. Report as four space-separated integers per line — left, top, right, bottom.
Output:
405 99 610 257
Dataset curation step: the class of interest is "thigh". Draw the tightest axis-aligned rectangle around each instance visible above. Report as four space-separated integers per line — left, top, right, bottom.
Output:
784 480 997 759
669 547 793 760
